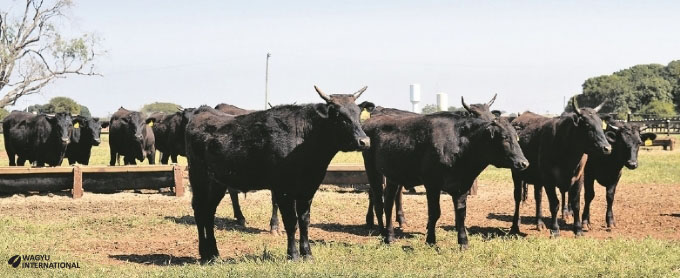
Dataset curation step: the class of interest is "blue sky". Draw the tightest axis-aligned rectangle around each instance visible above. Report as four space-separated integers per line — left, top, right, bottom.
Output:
4 0 680 116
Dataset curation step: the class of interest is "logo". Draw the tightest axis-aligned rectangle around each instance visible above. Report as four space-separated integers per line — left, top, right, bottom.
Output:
7 255 80 270
8 255 21 268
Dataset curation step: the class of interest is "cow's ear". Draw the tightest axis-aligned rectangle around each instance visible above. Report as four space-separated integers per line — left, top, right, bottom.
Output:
640 133 657 142
101 122 110 129
358 101 376 113
72 117 84 128
314 103 330 118
491 110 502 117
145 118 155 126
605 131 617 144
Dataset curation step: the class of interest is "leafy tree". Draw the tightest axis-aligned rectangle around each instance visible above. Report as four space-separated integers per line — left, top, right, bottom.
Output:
27 103 54 114
0 108 8 120
0 0 101 108
49 97 80 114
79 105 91 117
638 100 677 118
421 104 438 114
140 102 181 114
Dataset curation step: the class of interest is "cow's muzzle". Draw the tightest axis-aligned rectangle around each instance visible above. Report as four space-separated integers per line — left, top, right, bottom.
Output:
357 137 371 150
514 160 530 171
602 145 612 155
62 137 70 144
625 161 638 169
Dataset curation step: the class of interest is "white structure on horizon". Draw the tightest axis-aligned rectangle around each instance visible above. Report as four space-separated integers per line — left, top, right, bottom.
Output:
437 92 448 112
410 84 421 113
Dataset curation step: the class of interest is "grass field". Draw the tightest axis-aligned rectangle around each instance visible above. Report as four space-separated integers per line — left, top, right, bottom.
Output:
0 135 679 277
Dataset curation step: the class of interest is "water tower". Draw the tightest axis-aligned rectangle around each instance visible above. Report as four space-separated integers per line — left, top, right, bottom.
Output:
410 84 421 113
437 92 448 112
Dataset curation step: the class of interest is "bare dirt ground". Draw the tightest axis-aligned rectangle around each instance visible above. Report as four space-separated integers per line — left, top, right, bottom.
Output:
1 180 679 266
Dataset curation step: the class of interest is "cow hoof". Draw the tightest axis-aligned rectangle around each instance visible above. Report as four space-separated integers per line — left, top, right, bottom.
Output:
384 235 395 244
509 226 520 235
574 230 584 237
302 255 314 262
550 230 560 238
459 244 469 251
537 222 546 231
237 218 247 226
581 220 591 230
270 229 280 236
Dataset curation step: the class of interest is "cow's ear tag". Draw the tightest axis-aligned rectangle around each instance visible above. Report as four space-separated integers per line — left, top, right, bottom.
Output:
74 123 80 129
644 139 653 146
360 109 370 122
148 121 154 127
601 120 607 130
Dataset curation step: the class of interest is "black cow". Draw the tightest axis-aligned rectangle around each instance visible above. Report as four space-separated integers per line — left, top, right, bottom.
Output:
109 107 155 165
3 111 78 166
560 117 656 230
185 86 370 262
361 97 529 248
363 95 498 231
147 109 195 164
510 98 612 237
65 116 108 165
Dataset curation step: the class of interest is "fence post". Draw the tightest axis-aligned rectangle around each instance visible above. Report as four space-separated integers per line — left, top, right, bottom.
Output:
173 164 184 197
627 113 631 122
667 119 671 137
72 165 83 199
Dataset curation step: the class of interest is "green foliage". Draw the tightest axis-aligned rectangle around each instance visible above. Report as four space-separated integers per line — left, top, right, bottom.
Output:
639 100 677 118
49 97 81 114
576 61 680 118
421 104 438 114
140 102 181 114
79 105 91 117
0 108 8 120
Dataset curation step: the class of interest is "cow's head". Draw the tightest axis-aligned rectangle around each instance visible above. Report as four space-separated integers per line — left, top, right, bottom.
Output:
46 112 75 146
314 85 371 151
604 118 656 170
571 97 612 155
472 116 529 171
125 111 146 160
461 94 497 121
178 107 197 128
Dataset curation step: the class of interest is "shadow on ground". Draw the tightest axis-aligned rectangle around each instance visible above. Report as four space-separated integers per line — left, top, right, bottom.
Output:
311 222 423 239
109 254 196 266
165 215 267 234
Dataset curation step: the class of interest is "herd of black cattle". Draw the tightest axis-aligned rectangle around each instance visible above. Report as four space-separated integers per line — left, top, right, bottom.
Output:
1 86 658 262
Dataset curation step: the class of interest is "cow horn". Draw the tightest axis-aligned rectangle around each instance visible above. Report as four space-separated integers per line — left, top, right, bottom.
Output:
593 99 607 112
314 85 331 102
488 93 497 107
177 105 184 112
609 125 619 130
353 86 368 99
571 96 582 116
461 96 474 114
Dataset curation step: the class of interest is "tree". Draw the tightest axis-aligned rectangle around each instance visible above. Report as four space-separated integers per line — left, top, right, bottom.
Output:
141 102 181 114
0 0 101 108
421 104 438 114
49 96 79 114
0 107 8 120
638 100 677 118
79 104 90 117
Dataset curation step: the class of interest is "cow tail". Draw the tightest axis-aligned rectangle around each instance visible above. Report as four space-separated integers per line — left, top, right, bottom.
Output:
521 181 528 203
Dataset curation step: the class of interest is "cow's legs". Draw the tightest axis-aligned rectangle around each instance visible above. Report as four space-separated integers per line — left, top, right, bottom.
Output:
109 149 116 166
365 188 375 228
296 197 313 259
452 190 469 250
192 183 226 263
269 192 280 235
275 191 299 260
160 152 170 164
425 184 442 245
581 176 596 230
171 154 178 164
364 157 386 233
395 184 407 228
510 171 523 234
534 184 546 231
568 180 583 236
17 156 27 166
605 185 617 229
383 179 400 243
561 191 573 220
544 185 561 237
228 189 246 226
7 152 16 166
146 150 155 165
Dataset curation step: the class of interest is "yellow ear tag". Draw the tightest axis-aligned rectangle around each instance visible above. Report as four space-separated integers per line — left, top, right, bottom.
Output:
73 123 80 129
644 139 653 146
601 120 607 130
360 109 370 122
148 121 154 127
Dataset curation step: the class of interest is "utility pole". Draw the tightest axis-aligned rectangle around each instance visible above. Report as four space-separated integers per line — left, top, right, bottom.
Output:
264 52 271 109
